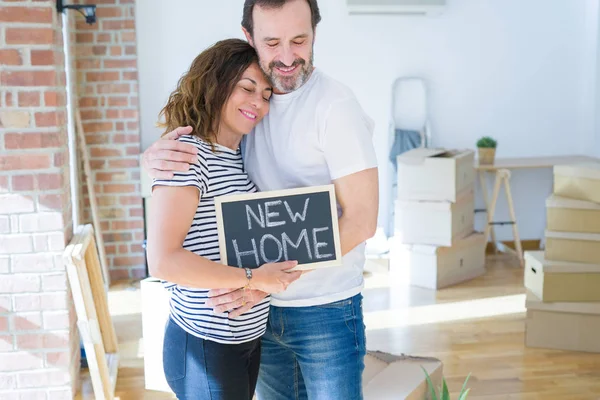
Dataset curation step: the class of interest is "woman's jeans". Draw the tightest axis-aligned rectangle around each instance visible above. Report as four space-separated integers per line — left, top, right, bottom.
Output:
163 317 262 400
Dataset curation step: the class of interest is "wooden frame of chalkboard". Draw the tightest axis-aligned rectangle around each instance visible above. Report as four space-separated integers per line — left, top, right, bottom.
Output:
214 184 342 271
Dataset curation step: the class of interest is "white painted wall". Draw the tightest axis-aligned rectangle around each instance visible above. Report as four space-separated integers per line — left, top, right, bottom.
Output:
136 0 598 241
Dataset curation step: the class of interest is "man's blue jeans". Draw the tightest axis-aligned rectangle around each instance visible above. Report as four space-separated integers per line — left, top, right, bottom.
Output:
255 293 366 400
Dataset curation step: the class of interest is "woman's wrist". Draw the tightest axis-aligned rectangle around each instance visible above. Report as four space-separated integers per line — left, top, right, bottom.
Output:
243 267 253 289
249 267 265 291
222 263 252 289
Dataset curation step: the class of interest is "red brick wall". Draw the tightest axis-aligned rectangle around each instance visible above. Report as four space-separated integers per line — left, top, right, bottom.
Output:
74 0 145 281
0 2 80 398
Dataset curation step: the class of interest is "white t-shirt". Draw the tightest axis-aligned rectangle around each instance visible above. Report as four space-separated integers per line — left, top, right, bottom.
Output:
243 68 378 307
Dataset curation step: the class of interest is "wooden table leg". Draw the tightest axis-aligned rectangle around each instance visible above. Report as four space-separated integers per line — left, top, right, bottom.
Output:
479 170 498 251
484 171 502 248
501 170 524 267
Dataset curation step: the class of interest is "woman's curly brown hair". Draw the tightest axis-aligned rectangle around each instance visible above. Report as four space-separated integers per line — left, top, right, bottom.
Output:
157 38 260 145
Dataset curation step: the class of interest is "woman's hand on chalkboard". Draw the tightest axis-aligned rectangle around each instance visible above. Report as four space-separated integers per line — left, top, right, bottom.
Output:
253 260 302 294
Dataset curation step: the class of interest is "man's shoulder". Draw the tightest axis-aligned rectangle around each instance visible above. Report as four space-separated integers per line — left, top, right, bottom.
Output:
312 69 357 103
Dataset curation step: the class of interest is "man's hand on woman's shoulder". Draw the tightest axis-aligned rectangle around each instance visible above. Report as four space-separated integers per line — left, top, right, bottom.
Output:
142 126 198 179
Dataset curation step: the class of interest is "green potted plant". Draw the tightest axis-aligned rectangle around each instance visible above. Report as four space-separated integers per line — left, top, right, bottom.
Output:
422 367 471 400
476 136 497 165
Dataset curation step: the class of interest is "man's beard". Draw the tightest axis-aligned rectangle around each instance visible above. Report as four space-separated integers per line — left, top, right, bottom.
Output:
264 51 314 93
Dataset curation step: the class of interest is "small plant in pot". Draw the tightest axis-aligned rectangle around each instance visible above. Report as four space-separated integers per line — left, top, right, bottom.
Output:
476 136 497 165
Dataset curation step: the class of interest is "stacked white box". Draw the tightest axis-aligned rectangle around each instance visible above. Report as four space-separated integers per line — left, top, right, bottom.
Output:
390 148 485 290
524 161 600 353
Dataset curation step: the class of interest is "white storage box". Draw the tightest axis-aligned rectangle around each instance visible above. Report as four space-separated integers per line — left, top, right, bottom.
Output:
544 231 600 264
397 148 475 202
546 195 600 234
524 250 600 302
141 277 172 393
392 232 485 290
553 162 600 204
525 291 600 353
394 190 474 246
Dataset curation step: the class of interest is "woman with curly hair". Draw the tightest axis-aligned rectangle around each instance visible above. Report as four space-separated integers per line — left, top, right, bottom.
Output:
146 38 302 400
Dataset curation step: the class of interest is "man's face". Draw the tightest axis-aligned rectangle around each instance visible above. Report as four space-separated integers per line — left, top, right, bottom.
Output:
245 0 315 94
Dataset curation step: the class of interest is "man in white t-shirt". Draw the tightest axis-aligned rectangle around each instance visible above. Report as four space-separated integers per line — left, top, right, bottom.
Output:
142 0 379 398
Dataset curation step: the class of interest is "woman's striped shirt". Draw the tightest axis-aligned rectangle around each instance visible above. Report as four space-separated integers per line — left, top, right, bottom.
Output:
152 135 270 344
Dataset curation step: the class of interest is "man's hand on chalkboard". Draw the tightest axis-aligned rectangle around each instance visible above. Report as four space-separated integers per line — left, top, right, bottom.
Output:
141 126 198 179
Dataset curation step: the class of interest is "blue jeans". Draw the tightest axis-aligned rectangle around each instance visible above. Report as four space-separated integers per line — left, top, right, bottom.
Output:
163 317 262 400
256 294 366 400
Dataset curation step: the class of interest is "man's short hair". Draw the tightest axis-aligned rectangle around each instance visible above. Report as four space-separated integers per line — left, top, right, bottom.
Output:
242 0 321 37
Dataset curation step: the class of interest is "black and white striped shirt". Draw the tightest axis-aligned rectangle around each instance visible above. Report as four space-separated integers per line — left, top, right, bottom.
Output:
152 135 269 344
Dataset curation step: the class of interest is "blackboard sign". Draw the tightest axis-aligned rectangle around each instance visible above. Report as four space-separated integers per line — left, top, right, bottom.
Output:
214 185 342 271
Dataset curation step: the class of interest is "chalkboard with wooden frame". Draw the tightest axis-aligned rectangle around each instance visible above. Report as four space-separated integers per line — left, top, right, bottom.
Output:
215 185 342 271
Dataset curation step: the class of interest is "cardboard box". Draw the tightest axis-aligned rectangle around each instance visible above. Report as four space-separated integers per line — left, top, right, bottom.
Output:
393 232 485 290
525 291 600 353
544 230 600 264
524 250 600 302
394 189 474 246
363 351 443 400
141 278 445 398
546 195 600 234
397 148 475 202
553 162 600 204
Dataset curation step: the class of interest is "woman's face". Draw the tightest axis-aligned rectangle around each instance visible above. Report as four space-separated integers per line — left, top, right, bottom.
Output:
221 62 272 136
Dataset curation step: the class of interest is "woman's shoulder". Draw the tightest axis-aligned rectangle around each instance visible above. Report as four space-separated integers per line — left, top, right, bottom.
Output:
177 134 216 156
178 134 206 148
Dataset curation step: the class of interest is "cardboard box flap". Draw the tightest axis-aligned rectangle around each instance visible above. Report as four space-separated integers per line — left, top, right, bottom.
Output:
526 291 600 315
396 188 474 211
404 232 484 255
545 230 600 242
364 351 443 400
525 250 600 273
545 194 600 210
554 162 600 181
397 148 473 165
397 148 450 165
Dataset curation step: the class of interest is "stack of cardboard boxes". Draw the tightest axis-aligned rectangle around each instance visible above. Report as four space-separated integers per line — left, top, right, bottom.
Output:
524 162 600 353
389 148 486 290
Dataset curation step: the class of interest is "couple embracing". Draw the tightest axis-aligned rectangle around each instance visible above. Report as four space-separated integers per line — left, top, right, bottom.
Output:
144 1 379 399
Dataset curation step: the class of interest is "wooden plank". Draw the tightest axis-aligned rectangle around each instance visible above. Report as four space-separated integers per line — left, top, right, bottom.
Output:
75 110 111 288
502 171 524 267
484 171 502 246
479 170 497 252
474 155 599 171
64 226 113 400
74 224 119 354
